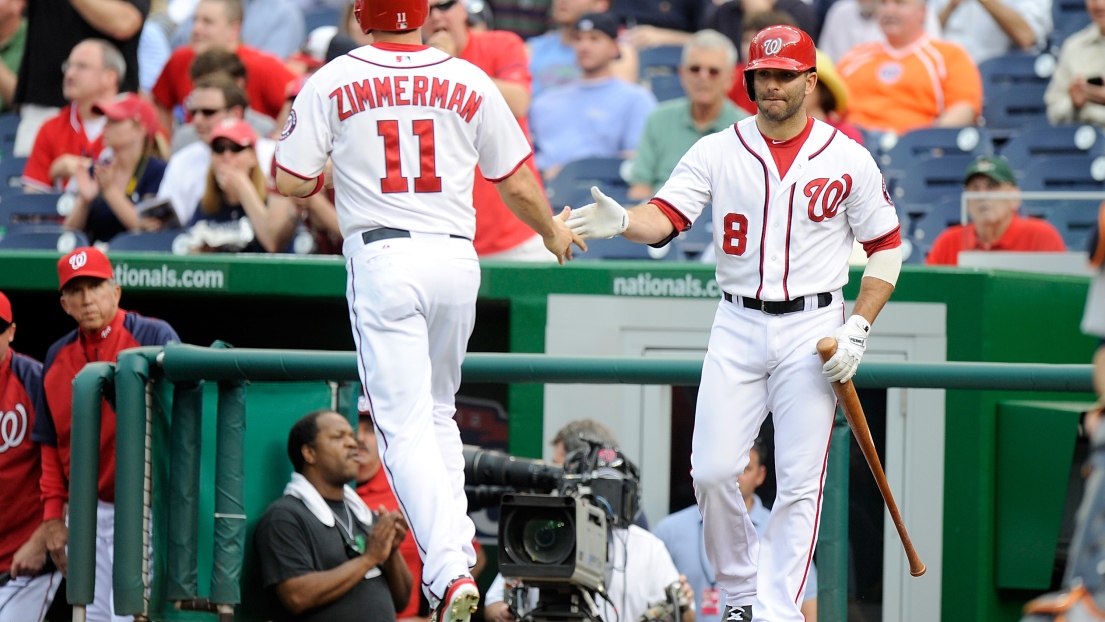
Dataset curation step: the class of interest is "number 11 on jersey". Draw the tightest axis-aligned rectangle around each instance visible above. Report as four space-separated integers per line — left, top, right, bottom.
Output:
378 118 442 194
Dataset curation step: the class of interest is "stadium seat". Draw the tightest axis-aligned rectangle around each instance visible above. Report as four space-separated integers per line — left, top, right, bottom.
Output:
1019 154 1105 191
0 156 27 190
545 157 629 209
893 155 977 208
0 192 69 229
303 6 341 32
979 51 1055 92
574 234 677 260
648 74 685 102
1050 0 1091 52
638 45 683 79
981 83 1049 134
107 230 191 254
878 127 994 182
0 113 19 155
0 225 87 251
999 125 1105 174
904 197 964 262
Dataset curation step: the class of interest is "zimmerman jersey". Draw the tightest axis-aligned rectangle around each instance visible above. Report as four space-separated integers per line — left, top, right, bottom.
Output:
275 43 533 242
654 116 900 299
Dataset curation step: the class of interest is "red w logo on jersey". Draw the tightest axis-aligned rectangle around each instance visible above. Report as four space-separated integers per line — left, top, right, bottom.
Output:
805 175 853 222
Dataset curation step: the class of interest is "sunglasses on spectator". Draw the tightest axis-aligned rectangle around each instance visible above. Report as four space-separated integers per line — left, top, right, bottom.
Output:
685 65 723 77
61 61 103 73
211 141 250 154
430 0 460 11
189 107 226 118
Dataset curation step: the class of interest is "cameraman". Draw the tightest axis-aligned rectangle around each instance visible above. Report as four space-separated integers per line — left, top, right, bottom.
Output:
483 420 694 622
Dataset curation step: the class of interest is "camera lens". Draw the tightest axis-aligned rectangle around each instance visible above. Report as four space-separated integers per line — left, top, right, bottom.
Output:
521 518 573 564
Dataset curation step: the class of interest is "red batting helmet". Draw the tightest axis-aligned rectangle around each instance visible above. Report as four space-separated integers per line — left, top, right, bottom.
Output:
743 25 817 102
353 0 429 33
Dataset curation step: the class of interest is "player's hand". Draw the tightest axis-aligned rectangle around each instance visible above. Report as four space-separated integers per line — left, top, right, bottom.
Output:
544 208 587 264
822 315 870 383
566 186 629 239
42 519 68 577
10 528 48 578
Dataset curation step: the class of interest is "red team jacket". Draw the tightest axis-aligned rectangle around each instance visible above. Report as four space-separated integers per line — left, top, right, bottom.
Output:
0 349 46 573
31 309 179 521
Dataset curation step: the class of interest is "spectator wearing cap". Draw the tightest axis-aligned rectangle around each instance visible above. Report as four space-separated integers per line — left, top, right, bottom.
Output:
529 12 656 180
423 0 561 260
526 0 638 98
189 118 297 253
0 0 26 114
1044 0 1105 127
806 50 864 145
32 247 179 622
629 29 746 202
169 47 276 153
152 0 296 132
21 39 123 193
926 156 1066 265
157 75 278 226
64 93 170 243
0 291 63 622
286 25 338 76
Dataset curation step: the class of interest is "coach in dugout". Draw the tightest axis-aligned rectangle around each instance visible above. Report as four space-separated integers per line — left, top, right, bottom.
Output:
31 247 179 622
0 291 63 622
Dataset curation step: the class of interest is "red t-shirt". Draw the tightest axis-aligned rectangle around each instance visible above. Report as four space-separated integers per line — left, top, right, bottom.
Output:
0 350 45 573
762 117 814 179
151 45 296 122
925 214 1067 265
460 29 546 256
357 468 424 618
22 104 105 191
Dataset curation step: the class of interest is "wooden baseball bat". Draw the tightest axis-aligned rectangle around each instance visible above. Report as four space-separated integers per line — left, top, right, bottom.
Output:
816 337 927 577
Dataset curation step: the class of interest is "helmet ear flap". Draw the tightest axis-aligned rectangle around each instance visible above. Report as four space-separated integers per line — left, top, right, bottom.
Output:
744 70 755 103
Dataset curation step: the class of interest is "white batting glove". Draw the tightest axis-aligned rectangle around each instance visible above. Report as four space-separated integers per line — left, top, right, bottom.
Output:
822 314 871 383
565 186 629 239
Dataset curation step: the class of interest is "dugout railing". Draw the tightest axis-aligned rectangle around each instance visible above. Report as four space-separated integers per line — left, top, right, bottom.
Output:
67 343 1096 622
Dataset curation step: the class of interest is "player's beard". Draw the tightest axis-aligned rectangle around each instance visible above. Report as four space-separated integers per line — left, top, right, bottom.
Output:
757 91 805 124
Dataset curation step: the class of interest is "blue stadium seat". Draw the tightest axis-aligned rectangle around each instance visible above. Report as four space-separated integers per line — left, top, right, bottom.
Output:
107 230 190 254
648 74 685 102
0 113 19 156
903 197 963 263
574 234 677 260
303 6 341 32
0 192 68 229
1050 0 1091 51
0 225 87 251
674 204 712 259
878 127 993 182
981 83 1049 133
1019 154 1105 191
999 125 1105 174
545 157 629 209
638 45 684 79
0 156 27 190
979 52 1054 92
893 155 977 208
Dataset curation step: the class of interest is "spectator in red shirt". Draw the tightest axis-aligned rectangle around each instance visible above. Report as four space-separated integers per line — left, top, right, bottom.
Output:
151 0 295 132
926 155 1067 265
423 0 558 260
22 38 121 193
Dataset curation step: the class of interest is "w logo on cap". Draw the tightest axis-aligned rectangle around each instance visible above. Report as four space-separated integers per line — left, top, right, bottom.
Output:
69 251 88 270
763 38 784 55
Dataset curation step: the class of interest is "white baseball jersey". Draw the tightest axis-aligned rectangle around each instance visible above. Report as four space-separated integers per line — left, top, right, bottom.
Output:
654 116 900 300
275 44 533 241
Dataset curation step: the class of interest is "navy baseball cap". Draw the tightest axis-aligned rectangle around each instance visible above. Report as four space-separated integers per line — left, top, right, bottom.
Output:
576 12 619 40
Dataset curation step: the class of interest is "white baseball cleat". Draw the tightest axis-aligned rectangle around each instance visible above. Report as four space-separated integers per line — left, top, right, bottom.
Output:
431 575 480 622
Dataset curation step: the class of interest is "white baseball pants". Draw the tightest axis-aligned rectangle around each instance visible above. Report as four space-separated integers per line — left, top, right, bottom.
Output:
344 231 480 602
0 570 61 622
691 296 841 622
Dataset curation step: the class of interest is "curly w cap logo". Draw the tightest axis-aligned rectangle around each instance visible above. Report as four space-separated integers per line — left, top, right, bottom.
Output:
0 404 27 453
69 251 88 271
763 38 784 55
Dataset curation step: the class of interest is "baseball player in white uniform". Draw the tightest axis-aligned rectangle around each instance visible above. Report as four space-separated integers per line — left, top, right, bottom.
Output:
567 25 902 622
273 1 582 621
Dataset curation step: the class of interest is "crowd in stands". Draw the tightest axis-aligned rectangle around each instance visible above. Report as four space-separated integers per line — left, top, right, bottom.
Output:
0 0 1099 264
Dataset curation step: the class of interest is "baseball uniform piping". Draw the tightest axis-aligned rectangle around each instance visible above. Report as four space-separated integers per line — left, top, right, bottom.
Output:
807 128 839 160
275 162 318 181
733 126 770 299
783 186 795 300
484 151 534 183
796 400 836 604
